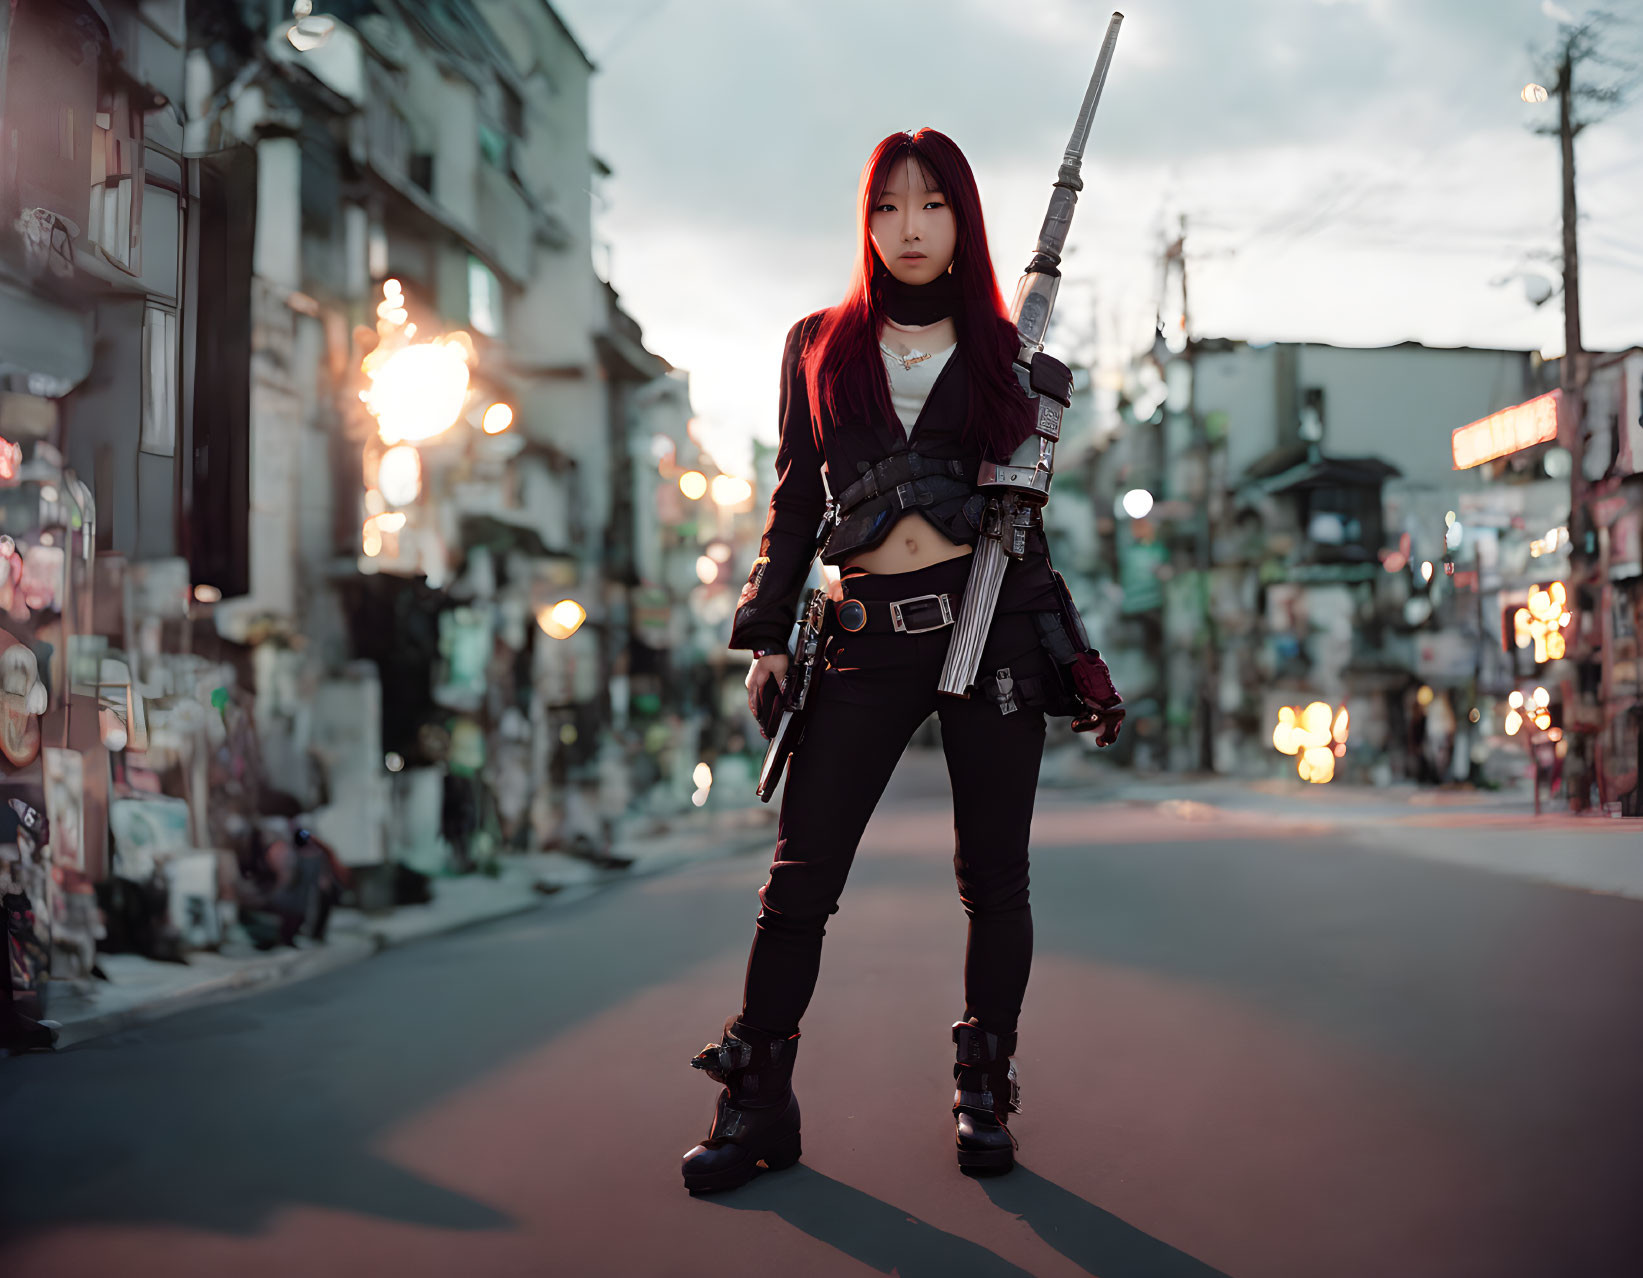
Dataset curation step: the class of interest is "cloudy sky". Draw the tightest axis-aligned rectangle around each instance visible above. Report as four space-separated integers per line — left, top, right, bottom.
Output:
552 0 1643 474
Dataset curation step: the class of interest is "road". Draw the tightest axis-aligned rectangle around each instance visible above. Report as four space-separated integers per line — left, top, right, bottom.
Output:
4 755 1642 1277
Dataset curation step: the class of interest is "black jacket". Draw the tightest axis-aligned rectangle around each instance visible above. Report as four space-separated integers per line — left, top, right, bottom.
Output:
729 311 1060 654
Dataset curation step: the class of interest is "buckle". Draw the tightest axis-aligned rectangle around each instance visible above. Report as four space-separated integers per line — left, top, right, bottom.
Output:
894 480 918 508
889 592 954 634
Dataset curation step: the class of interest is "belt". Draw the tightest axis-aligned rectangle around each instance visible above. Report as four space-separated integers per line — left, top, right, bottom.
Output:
833 589 962 635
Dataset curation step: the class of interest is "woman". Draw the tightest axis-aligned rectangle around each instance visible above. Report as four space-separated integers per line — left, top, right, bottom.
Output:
682 129 1123 1194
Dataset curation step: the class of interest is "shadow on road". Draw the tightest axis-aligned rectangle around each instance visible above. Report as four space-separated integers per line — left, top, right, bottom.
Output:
982 1166 1232 1277
702 1164 1035 1277
700 1163 1229 1278
0 870 755 1245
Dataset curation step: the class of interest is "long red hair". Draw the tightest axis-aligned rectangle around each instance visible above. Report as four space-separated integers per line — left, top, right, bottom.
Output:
802 129 1033 461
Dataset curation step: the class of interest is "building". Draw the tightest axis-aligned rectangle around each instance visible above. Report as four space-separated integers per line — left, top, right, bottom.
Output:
1104 336 1544 782
0 0 763 1041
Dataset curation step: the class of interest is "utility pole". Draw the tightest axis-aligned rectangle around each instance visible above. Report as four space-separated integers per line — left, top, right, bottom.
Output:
1553 35 1594 809
1181 217 1217 774
1162 215 1216 771
1527 11 1635 809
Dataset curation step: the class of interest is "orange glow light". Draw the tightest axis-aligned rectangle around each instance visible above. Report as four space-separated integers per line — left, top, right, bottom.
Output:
1513 582 1569 663
1452 389 1560 470
1272 700 1350 782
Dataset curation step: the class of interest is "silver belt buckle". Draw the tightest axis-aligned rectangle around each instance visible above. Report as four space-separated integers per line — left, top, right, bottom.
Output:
889 592 954 634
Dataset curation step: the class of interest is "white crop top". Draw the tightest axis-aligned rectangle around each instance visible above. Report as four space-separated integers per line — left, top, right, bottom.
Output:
880 340 956 435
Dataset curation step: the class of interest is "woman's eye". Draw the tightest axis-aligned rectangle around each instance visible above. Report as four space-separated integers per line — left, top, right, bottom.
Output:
925 201 945 210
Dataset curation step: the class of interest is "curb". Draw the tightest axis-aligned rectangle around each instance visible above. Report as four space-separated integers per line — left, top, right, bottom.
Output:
46 822 775 1053
51 935 378 1051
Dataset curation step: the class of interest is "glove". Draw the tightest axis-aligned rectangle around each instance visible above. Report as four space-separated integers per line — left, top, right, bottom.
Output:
1028 352 1074 408
1071 650 1124 748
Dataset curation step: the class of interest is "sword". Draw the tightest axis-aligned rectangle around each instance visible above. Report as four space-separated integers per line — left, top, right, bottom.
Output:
938 10 1124 698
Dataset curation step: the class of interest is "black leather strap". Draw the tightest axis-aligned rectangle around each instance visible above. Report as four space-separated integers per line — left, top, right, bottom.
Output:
835 451 969 514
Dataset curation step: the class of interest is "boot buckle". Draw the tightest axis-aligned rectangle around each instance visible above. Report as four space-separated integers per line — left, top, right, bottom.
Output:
708 1094 751 1144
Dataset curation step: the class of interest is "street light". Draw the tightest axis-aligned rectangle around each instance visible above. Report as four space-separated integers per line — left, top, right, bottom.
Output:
1521 82 1549 103
1119 488 1154 520
481 402 514 434
679 471 708 500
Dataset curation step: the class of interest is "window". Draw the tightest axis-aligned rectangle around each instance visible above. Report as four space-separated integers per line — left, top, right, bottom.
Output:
467 256 503 338
137 182 180 298
141 304 178 456
88 86 145 273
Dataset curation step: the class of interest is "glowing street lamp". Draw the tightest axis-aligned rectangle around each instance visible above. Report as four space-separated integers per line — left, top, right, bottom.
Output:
679 471 708 500
481 402 514 435
1119 488 1154 520
536 599 587 640
359 281 475 445
1521 82 1549 103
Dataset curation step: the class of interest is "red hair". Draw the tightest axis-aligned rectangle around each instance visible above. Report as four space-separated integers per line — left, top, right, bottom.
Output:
802 129 1033 461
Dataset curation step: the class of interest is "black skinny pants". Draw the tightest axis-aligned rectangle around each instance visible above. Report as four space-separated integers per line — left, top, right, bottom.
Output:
740 554 1050 1040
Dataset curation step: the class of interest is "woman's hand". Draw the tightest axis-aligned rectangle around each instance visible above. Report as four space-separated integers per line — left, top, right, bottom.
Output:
746 652 790 717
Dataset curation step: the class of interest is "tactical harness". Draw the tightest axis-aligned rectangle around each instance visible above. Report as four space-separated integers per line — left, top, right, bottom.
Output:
819 451 984 566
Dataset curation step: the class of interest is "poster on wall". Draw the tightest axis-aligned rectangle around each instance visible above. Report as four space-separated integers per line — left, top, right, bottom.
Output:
42 748 84 872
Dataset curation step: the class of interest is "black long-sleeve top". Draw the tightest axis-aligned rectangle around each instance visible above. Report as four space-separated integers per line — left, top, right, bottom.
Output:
729 311 1061 654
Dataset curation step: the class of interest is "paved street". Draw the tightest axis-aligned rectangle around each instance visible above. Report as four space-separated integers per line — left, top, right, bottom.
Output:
4 757 1642 1278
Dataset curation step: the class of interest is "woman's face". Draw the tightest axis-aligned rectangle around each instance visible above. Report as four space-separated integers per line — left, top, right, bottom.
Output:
869 155 957 287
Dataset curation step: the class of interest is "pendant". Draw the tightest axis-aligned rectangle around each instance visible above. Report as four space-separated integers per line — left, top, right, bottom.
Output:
882 343 932 372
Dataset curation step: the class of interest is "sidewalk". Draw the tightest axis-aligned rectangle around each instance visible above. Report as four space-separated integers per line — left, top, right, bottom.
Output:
45 802 777 1050
1036 742 1643 901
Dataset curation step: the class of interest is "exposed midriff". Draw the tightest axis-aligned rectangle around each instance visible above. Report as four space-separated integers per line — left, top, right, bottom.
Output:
840 511 974 574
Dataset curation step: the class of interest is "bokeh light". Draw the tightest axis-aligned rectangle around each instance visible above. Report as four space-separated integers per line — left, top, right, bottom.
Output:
679 471 708 500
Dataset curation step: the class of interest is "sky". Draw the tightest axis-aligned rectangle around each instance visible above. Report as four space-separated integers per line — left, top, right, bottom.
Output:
551 0 1643 476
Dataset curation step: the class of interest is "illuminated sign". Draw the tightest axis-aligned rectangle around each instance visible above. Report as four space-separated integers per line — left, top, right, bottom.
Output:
1452 389 1560 470
1511 581 1569 662
1272 701 1350 784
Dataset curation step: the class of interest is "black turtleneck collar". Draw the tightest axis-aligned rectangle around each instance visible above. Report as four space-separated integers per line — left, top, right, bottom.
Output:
873 258 962 326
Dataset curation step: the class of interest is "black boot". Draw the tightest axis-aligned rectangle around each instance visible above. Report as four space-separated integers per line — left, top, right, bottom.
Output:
952 1016 1020 1173
681 1016 802 1194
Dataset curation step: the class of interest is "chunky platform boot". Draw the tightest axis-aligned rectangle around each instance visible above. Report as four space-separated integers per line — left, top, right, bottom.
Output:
681 1016 803 1194
952 1016 1021 1173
